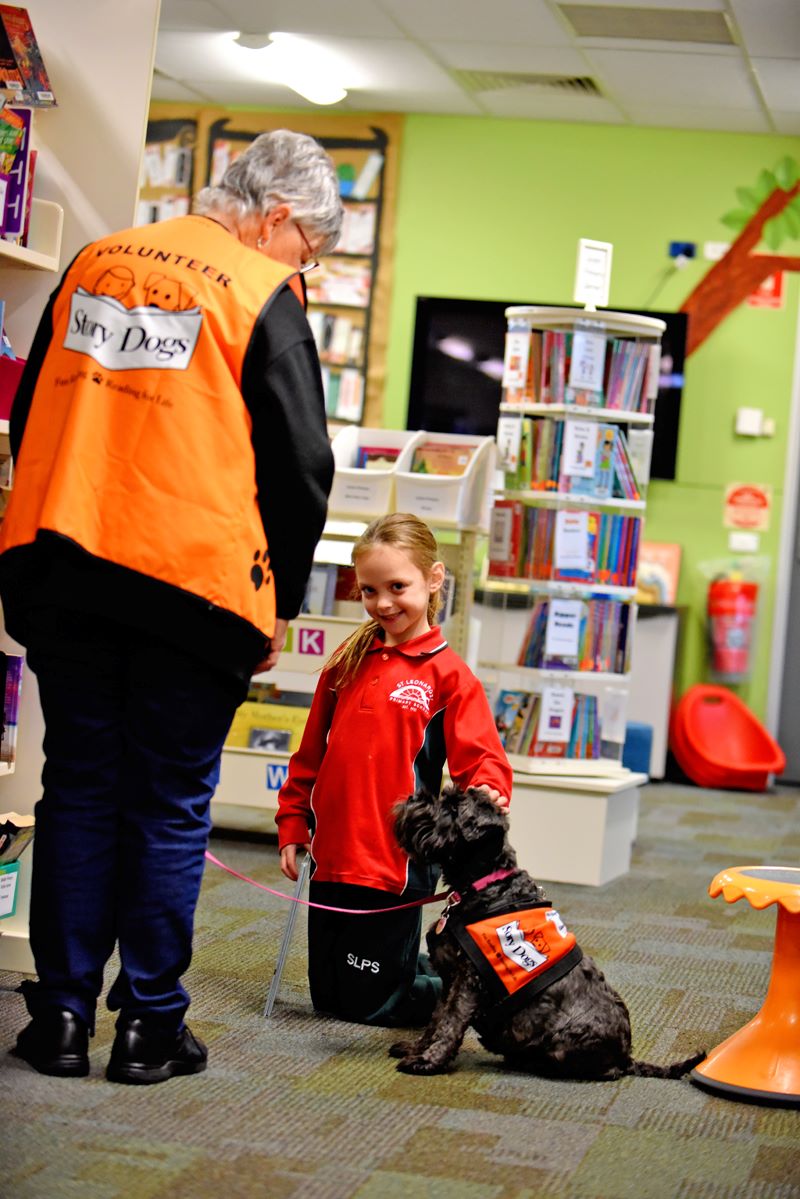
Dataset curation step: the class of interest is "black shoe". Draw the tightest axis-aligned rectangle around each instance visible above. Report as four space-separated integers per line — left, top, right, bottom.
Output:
106 1018 207 1085
11 1009 90 1077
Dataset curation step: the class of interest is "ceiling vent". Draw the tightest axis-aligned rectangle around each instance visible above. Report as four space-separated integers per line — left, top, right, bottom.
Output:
451 68 603 96
558 4 735 44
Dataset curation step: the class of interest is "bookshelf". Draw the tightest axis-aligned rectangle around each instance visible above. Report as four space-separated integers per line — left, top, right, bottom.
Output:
481 305 666 778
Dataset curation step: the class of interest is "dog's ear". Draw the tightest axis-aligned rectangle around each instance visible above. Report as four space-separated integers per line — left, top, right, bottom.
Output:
393 789 452 862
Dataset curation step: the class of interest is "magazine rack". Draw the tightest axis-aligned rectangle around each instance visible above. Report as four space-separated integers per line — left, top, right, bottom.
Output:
484 306 665 778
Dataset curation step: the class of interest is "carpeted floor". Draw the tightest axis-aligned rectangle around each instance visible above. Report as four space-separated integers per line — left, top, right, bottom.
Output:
1 781 799 1199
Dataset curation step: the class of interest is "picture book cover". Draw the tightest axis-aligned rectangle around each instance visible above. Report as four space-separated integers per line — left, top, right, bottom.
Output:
0 5 56 106
411 441 475 477
636 541 682 605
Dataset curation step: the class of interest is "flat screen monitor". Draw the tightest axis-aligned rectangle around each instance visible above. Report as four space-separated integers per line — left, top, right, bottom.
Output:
406 297 688 481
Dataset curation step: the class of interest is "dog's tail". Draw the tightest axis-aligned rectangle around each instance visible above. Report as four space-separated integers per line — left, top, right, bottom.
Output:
628 1050 706 1079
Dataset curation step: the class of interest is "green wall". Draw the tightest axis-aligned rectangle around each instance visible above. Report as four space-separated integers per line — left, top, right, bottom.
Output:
383 115 800 719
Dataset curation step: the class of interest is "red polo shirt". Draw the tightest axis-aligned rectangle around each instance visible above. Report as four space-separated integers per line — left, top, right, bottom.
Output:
276 626 512 894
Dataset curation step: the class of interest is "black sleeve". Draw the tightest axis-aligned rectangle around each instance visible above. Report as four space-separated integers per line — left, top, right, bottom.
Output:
241 284 334 620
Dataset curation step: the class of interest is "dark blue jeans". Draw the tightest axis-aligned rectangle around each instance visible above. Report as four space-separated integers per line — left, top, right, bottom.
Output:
24 608 246 1032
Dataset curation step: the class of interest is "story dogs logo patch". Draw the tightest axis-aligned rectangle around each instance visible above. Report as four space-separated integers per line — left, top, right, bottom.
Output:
388 678 434 713
63 286 202 371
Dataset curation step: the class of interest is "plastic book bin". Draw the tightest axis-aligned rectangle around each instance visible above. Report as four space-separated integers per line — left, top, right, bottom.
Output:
394 433 496 530
328 427 423 519
669 684 785 791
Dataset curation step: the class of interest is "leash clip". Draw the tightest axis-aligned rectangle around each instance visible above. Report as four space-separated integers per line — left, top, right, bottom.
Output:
435 889 461 935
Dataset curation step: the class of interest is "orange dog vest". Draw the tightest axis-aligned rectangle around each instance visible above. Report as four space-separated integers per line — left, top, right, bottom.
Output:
452 902 583 1014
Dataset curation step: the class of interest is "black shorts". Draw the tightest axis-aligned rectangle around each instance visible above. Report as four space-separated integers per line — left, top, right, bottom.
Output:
307 881 441 1027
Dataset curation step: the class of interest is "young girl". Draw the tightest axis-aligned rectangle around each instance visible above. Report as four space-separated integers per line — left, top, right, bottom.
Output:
276 513 512 1027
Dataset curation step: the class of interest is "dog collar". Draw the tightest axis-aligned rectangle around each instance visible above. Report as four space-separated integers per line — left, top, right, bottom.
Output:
471 868 518 892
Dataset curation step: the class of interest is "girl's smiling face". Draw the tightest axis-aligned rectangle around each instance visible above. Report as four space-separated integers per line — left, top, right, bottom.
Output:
355 543 444 646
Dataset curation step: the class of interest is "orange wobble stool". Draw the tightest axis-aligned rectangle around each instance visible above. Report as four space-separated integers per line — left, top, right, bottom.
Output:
691 866 800 1106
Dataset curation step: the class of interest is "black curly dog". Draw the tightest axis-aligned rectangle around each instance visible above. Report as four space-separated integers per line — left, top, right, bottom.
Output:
391 786 704 1080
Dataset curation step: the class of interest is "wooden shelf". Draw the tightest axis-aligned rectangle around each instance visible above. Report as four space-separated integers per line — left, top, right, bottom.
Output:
0 199 63 272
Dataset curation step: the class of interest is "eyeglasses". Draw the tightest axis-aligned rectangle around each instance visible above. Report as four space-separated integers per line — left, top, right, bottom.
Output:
294 220 320 274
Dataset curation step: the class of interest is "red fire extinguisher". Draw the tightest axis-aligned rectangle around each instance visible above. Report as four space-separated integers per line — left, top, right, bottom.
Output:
707 575 758 682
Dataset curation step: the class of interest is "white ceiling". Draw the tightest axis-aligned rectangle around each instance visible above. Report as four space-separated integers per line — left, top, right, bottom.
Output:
153 0 800 135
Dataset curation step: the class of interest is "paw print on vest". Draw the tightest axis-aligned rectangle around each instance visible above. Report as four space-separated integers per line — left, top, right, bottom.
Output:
251 548 272 591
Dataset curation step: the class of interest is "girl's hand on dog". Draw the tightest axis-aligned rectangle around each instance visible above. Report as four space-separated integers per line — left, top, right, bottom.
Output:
280 843 311 880
472 785 510 812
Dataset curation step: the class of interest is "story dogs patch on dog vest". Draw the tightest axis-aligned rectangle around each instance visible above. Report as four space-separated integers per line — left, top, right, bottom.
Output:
452 904 583 1012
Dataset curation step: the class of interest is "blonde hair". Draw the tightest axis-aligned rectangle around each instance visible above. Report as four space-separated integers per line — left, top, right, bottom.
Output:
326 514 443 688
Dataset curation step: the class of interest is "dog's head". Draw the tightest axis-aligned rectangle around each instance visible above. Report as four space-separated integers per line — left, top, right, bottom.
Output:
394 785 516 887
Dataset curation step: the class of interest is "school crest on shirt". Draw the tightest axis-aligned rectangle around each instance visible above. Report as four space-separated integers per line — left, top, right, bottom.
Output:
388 678 434 713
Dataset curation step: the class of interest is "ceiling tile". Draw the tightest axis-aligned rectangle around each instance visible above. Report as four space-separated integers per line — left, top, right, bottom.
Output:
150 73 216 102
157 0 231 31
625 104 771 132
203 0 404 37
429 41 590 75
478 88 627 121
586 48 759 106
379 0 570 45
751 58 800 111
771 110 800 135
728 0 800 58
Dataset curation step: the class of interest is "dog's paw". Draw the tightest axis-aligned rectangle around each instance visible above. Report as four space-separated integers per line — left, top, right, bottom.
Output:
396 1055 449 1075
388 1039 417 1059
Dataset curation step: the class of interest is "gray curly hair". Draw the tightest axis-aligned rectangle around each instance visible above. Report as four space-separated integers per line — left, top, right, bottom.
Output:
193 128 343 255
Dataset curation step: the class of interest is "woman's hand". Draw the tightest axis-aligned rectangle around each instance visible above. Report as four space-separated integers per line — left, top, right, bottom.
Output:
280 842 311 881
472 785 510 811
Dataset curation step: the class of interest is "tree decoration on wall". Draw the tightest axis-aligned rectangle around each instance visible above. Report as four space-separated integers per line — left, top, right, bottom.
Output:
681 156 800 356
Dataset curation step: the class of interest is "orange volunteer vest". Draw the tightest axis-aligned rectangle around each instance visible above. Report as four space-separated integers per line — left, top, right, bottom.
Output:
0 215 304 640
452 902 583 1014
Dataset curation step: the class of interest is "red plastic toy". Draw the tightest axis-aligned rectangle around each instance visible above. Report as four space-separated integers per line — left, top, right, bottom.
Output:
670 684 785 791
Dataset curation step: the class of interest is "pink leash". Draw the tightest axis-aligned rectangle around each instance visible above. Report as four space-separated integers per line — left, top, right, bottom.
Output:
204 850 451 914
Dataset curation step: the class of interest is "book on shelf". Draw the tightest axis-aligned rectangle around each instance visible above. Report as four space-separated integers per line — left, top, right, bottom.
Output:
502 327 654 415
336 203 376 255
0 810 33 864
410 441 475 477
488 498 523 577
246 728 292 752
226 695 311 753
355 444 400 470
0 5 56 106
301 562 338 616
307 259 371 308
1 103 30 243
0 651 22 765
610 428 641 500
559 420 615 499
636 541 682 605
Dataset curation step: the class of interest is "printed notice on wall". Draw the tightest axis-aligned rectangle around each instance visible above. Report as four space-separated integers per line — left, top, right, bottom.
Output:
538 686 574 743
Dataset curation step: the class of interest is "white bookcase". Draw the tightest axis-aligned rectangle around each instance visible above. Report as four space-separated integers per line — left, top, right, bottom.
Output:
481 305 665 779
